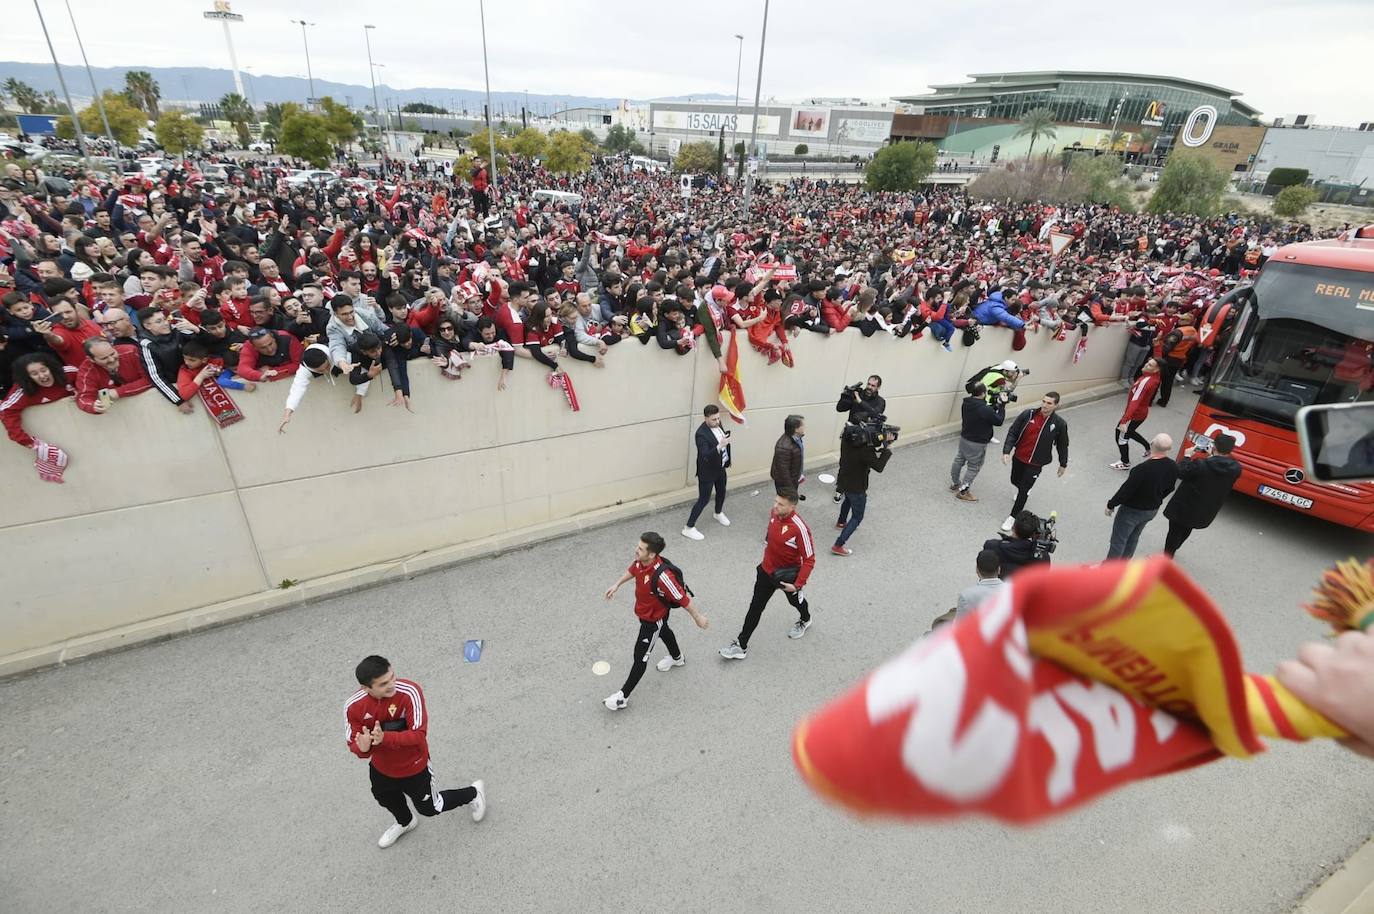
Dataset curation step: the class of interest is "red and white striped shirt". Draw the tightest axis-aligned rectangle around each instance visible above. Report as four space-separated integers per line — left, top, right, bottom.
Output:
762 510 816 588
344 678 430 778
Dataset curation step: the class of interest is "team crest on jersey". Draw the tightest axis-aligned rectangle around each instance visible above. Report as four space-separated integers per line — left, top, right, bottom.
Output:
363 712 373 720
388 703 398 718
781 525 789 534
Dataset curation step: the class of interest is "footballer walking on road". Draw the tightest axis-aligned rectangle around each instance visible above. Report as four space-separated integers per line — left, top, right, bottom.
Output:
720 489 816 660
345 655 487 849
603 532 709 710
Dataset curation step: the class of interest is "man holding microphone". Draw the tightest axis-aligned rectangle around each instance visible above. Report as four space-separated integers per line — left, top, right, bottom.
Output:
682 404 732 541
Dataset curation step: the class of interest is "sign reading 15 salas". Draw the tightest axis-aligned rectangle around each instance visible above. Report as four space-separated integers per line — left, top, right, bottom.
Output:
653 110 780 136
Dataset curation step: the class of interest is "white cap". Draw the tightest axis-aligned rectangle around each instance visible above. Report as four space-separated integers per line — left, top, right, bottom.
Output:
998 360 1019 372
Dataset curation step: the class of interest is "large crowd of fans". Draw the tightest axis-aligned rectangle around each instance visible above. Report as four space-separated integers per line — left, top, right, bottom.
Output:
0 139 1336 481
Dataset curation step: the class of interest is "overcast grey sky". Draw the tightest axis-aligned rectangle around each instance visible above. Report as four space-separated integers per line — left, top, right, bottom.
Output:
9 0 1371 124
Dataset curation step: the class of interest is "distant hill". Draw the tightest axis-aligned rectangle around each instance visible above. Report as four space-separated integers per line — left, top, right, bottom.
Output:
0 61 731 112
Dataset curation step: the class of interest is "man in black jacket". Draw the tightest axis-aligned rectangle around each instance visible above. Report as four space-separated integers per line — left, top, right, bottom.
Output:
1000 392 1070 532
836 375 886 424
682 404 732 541
1162 434 1242 556
136 306 193 413
950 382 1005 502
771 414 805 498
1104 433 1178 559
982 511 1049 579
831 422 894 556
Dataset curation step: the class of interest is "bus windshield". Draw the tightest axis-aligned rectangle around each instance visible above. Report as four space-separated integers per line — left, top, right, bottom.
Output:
1205 262 1374 428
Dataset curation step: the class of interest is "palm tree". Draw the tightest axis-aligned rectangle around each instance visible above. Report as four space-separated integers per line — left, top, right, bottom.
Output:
4 78 42 114
123 70 161 118
218 93 255 147
1015 108 1058 162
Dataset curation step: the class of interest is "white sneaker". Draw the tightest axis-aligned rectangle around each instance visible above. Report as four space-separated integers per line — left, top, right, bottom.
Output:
656 654 685 672
788 619 812 639
681 526 705 541
713 512 731 527
378 817 419 848
1000 515 1015 533
603 690 628 710
990 436 1001 445
719 641 748 660
469 780 486 822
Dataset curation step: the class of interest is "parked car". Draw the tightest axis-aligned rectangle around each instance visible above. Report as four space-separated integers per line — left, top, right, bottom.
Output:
247 142 272 153
285 169 341 187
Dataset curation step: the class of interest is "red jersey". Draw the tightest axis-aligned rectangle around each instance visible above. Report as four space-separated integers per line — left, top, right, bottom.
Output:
762 511 816 588
344 678 430 778
628 557 691 622
1120 373 1160 423
554 279 581 297
47 319 104 368
525 321 561 347
1014 410 1048 464
137 230 174 265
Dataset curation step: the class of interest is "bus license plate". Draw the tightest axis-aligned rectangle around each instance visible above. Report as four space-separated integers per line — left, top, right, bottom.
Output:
1258 485 1313 510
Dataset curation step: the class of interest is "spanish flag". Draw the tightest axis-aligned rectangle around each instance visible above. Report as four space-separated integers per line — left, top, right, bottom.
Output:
792 557 1346 823
718 330 747 424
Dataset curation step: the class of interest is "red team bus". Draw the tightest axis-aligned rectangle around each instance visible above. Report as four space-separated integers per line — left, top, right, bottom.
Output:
1184 224 1374 532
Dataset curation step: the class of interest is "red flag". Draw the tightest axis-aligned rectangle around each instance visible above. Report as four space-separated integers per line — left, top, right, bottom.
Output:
718 330 747 424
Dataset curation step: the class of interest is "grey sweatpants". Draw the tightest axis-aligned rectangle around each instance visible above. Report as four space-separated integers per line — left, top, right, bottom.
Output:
1121 343 1151 383
950 437 988 489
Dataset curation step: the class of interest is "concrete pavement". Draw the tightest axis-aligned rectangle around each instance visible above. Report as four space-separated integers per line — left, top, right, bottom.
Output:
1 391 1371 914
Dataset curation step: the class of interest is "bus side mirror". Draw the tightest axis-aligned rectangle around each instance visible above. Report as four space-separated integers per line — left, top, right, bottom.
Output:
1297 403 1374 484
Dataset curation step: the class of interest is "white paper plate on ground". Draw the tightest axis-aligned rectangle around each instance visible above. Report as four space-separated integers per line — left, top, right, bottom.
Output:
817 473 837 485
591 660 610 676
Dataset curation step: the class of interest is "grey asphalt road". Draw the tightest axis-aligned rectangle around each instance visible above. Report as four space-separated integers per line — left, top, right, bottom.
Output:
2 392 1371 914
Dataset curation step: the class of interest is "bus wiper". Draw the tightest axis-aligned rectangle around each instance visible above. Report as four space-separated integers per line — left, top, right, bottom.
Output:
1220 380 1305 404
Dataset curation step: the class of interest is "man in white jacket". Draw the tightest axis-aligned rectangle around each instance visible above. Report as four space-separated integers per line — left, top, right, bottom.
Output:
277 344 334 434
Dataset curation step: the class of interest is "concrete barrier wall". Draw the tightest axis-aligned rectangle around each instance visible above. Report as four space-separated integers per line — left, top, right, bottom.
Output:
1 323 1128 669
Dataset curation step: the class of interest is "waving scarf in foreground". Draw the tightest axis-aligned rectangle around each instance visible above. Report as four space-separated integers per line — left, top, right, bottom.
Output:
792 557 1347 823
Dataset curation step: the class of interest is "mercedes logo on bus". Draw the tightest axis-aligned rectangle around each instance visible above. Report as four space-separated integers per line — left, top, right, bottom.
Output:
1284 468 1305 485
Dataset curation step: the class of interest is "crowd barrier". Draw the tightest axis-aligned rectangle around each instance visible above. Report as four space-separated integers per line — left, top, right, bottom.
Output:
0 324 1129 674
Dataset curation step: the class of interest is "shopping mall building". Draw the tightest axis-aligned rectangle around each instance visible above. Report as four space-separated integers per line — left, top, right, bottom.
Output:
891 70 1261 162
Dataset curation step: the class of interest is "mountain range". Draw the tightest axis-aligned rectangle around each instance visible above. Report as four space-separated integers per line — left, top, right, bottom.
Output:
0 61 734 112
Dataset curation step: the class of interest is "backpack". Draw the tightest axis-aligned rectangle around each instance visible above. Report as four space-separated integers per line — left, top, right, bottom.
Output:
649 557 694 608
965 365 997 395
1162 328 1183 354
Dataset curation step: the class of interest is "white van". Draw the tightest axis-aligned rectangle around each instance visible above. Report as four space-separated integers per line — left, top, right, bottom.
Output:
629 155 667 173
531 188 584 210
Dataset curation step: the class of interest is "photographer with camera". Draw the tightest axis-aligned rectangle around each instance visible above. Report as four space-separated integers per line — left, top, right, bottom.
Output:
831 415 897 556
966 360 1026 408
836 375 886 424
950 381 1006 502
982 510 1053 579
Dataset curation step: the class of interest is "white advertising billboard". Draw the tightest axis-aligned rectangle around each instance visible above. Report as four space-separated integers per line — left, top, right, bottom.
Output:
652 109 781 136
837 117 893 144
789 108 831 137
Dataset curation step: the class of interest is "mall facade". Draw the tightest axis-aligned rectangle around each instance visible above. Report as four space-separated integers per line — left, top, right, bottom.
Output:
890 71 1261 162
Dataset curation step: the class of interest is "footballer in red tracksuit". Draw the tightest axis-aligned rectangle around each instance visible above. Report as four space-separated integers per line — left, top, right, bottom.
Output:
1115 359 1161 465
721 490 816 658
601 532 710 710
345 655 485 848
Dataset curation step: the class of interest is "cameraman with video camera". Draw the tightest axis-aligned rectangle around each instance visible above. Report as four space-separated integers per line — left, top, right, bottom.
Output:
982 510 1054 579
836 375 886 424
831 415 897 556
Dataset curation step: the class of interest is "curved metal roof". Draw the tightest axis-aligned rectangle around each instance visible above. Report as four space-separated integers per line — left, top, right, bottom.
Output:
897 70 1259 117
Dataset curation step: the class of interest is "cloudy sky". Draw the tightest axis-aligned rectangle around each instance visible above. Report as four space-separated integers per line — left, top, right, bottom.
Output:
10 0 1371 124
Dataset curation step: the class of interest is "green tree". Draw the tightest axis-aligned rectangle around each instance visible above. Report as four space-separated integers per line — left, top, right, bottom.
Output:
4 78 43 114
153 110 205 155
56 91 146 145
1273 185 1318 218
793 143 808 155
318 96 363 149
470 127 511 164
1070 155 1134 209
1147 155 1230 216
1015 107 1058 161
674 141 718 173
1267 168 1309 190
218 93 255 146
544 130 594 174
278 111 333 166
577 127 597 146
123 70 161 118
716 129 725 176
509 127 547 158
401 101 447 114
864 141 937 192
603 123 638 153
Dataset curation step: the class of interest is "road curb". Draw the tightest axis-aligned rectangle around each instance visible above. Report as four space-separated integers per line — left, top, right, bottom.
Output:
1295 836 1374 914
0 381 1124 680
